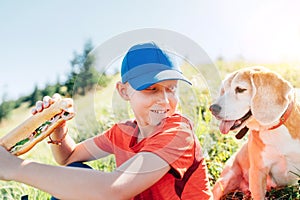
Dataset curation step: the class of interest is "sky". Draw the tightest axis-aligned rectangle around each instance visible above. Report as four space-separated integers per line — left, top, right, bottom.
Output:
1 0 300 100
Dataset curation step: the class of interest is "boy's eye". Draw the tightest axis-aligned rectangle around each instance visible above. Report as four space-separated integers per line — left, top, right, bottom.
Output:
145 87 156 91
167 85 177 92
144 84 177 93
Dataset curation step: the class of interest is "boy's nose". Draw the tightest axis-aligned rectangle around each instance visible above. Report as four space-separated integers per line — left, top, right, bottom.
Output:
157 90 169 104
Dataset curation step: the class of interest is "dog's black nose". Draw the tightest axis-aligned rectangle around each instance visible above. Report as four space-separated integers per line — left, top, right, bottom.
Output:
209 104 221 115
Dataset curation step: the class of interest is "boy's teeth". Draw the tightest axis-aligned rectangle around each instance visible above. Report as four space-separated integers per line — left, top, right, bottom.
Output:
153 110 166 114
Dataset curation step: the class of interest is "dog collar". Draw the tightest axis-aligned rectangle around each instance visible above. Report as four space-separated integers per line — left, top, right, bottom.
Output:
268 101 294 130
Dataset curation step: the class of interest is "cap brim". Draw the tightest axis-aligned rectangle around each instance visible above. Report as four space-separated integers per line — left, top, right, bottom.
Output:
129 69 192 91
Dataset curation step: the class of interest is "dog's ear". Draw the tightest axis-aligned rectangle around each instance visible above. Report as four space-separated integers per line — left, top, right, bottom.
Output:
250 71 292 125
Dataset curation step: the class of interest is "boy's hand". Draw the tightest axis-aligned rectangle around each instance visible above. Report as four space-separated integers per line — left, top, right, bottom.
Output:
31 93 65 114
31 93 74 141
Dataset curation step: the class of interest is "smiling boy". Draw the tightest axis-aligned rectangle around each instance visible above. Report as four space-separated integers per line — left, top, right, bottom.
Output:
0 42 212 199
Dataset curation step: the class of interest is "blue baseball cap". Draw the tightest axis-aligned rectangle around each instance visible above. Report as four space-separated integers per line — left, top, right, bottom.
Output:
121 42 192 90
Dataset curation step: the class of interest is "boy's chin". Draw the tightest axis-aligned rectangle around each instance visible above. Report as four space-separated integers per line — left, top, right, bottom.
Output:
149 114 168 126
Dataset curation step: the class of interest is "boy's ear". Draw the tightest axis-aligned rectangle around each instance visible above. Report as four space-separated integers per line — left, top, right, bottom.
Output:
116 81 130 100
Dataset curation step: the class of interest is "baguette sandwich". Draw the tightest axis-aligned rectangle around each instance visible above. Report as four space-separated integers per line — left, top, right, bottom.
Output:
0 98 74 156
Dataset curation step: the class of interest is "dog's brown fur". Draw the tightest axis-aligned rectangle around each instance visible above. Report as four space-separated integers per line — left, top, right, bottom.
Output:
210 66 300 200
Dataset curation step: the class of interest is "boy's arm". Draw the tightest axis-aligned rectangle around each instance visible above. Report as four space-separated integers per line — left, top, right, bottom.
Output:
50 124 110 165
0 148 170 200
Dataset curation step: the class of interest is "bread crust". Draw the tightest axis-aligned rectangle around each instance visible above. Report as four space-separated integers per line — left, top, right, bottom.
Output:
0 98 74 156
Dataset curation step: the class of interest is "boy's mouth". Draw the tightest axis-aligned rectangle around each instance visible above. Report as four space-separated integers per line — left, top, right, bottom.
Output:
150 109 169 114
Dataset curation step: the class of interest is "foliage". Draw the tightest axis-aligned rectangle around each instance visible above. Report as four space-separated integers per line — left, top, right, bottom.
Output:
0 99 16 123
66 39 102 96
28 84 42 107
0 92 22 123
220 183 300 200
216 60 300 87
88 155 116 172
41 80 62 97
0 184 49 200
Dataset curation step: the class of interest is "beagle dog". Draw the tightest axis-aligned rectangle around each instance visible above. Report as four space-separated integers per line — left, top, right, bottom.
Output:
209 66 300 200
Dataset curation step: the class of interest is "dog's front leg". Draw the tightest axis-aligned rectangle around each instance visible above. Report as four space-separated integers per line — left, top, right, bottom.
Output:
249 166 268 200
248 131 268 200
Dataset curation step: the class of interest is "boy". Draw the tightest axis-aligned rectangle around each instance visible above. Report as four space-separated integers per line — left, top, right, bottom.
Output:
0 42 212 199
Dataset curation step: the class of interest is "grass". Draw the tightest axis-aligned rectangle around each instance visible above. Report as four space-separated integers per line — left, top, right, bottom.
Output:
1 61 300 199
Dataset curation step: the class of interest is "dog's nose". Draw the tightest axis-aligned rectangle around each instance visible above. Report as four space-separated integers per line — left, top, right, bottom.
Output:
209 104 221 115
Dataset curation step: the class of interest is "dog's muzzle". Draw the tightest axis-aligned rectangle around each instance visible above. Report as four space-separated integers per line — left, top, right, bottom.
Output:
209 103 252 137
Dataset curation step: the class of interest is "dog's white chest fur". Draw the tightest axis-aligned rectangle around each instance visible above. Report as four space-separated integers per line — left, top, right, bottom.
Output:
259 126 300 185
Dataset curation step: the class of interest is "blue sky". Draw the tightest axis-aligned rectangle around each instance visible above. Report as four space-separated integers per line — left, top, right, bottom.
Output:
1 0 300 100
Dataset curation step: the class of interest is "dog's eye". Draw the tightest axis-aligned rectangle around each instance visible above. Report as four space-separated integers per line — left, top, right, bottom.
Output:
220 88 225 95
235 87 247 93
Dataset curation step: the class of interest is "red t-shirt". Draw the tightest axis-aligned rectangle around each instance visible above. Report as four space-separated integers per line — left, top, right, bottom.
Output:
93 114 212 199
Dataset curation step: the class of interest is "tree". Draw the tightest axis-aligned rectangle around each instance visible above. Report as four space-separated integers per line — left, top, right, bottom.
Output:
42 82 57 97
0 93 15 122
65 39 100 96
28 84 42 107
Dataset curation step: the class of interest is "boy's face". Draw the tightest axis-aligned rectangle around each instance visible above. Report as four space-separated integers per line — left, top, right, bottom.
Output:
126 80 179 127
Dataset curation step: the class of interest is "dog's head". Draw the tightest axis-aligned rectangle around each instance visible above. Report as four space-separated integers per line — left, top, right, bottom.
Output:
210 66 293 135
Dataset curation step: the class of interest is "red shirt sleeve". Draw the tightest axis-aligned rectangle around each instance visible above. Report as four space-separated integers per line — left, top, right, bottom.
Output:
93 121 138 166
93 125 116 154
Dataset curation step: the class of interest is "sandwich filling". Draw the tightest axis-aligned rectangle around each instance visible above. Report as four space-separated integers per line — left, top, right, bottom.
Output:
9 111 70 154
